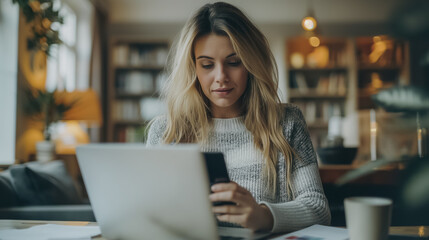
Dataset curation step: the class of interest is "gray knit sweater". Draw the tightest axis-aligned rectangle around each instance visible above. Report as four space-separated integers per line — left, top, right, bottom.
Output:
146 104 331 233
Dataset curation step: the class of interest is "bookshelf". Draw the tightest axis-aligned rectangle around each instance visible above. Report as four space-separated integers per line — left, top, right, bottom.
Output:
355 36 409 109
286 37 352 148
286 36 409 149
107 38 169 142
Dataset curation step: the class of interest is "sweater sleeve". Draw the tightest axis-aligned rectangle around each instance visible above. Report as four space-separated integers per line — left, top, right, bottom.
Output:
260 104 331 233
146 115 167 146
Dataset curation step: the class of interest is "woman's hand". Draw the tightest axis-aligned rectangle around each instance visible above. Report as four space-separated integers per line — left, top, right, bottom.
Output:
209 182 274 232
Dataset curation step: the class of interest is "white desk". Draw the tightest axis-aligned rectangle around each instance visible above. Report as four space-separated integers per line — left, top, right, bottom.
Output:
0 219 427 239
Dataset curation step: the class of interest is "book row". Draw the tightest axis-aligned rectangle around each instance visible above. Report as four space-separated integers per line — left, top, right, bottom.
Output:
115 71 167 95
113 44 168 66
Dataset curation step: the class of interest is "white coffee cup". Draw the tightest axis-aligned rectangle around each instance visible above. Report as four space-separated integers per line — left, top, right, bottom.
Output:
344 197 392 240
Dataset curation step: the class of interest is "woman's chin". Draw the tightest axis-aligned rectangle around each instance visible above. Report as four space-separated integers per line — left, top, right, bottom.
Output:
211 101 236 109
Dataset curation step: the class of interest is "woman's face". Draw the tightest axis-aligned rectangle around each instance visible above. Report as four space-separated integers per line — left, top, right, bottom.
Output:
194 34 248 118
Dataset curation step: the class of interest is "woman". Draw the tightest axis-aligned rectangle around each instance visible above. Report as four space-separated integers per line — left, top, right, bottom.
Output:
146 2 331 233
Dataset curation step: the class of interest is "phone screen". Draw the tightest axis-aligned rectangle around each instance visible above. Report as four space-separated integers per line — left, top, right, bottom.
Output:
204 152 230 185
203 152 234 206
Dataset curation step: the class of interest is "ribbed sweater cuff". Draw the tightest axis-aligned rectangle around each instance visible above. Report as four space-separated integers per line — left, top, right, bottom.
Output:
260 201 314 233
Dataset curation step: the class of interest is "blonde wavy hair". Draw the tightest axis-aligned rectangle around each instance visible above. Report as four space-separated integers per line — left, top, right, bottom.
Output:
161 2 295 195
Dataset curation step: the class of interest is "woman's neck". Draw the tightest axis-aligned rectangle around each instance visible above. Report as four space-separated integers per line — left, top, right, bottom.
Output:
210 101 244 119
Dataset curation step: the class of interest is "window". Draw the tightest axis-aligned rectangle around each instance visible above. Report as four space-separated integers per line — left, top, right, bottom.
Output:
46 2 77 92
46 0 97 151
46 0 94 91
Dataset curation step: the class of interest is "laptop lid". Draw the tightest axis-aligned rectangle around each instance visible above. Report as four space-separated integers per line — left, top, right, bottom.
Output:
76 143 218 240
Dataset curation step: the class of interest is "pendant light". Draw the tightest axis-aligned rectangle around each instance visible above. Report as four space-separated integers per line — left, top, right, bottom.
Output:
302 0 318 32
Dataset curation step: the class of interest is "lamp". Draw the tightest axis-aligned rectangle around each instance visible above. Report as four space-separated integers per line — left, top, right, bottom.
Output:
53 89 102 154
301 0 318 32
302 16 317 32
301 0 321 48
60 89 103 126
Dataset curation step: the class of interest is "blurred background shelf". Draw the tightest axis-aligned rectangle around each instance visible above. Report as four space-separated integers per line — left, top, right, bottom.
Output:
107 38 170 142
286 36 410 150
289 67 348 72
113 65 165 70
113 120 147 125
289 90 347 99
115 92 158 99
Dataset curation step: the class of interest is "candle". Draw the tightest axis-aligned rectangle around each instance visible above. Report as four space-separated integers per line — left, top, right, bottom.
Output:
370 109 377 161
417 112 423 158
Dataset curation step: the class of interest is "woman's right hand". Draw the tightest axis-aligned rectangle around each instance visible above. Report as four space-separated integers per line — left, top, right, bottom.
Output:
210 182 274 232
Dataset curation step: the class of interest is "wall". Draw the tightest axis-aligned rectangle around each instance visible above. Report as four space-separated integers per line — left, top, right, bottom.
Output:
0 0 19 164
106 0 406 25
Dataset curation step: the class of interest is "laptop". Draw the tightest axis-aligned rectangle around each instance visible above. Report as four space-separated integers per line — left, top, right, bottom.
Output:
76 144 271 240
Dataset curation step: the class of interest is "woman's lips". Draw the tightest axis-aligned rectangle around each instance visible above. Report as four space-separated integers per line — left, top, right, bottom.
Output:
212 88 233 96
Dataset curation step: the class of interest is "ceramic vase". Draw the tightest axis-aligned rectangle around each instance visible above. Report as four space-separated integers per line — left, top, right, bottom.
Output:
36 140 56 162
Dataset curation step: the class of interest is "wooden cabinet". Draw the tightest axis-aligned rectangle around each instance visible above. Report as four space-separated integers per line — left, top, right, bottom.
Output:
107 38 169 142
318 164 402 185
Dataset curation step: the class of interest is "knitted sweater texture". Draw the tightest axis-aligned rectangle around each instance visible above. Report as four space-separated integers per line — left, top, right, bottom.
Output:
146 104 331 233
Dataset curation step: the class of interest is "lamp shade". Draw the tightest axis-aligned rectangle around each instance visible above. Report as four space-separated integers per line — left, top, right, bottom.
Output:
57 89 103 126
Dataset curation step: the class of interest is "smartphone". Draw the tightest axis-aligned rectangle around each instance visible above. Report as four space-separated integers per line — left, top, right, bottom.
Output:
203 152 235 206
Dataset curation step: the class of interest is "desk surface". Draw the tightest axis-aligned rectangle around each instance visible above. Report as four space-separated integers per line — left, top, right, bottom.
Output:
0 219 427 239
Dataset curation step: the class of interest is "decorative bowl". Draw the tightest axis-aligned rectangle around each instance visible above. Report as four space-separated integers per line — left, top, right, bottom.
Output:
317 147 358 165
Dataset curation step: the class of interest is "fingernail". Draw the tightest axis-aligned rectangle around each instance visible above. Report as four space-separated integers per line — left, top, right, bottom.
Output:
211 185 218 191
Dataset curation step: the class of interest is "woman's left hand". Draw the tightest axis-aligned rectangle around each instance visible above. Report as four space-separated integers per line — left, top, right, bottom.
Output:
210 182 274 232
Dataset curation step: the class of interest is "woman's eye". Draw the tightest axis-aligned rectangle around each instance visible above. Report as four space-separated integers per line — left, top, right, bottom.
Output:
228 60 241 66
201 64 213 69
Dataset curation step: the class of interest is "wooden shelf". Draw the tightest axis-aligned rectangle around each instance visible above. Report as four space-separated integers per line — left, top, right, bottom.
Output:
358 89 378 97
107 37 170 142
319 164 403 185
358 65 402 71
115 92 158 99
113 120 147 125
286 37 350 149
289 90 346 99
112 38 169 44
114 65 165 71
289 67 348 72
286 36 409 147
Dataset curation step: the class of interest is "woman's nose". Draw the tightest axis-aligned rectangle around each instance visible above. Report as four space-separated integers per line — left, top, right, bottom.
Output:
214 65 228 83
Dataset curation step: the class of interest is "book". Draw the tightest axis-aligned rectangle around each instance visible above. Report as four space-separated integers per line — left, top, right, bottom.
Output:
114 100 142 121
295 73 309 93
124 71 154 94
317 77 330 94
328 73 339 94
337 74 347 95
113 45 129 65
305 102 317 124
